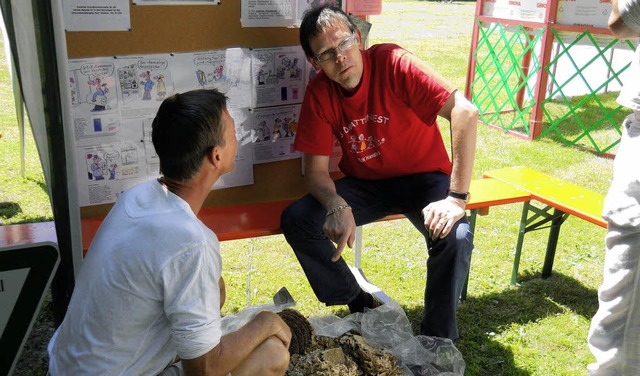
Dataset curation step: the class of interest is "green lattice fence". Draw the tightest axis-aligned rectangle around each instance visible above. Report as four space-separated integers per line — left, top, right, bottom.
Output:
472 22 543 136
471 19 637 155
538 28 636 154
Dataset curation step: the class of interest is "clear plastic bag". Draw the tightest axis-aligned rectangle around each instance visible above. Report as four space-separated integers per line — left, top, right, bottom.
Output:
309 302 465 376
220 288 465 375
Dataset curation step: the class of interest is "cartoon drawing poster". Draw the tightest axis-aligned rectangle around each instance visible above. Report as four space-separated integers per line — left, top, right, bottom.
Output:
69 57 119 116
251 46 308 108
113 54 175 118
247 104 302 164
76 141 148 206
172 48 252 109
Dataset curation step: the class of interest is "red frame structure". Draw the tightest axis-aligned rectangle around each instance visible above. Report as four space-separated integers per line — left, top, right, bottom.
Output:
464 0 615 141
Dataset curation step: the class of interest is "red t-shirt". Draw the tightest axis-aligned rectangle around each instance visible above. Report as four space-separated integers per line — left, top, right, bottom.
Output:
294 44 455 180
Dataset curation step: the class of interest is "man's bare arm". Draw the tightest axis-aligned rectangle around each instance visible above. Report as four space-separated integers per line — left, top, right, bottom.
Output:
304 154 356 261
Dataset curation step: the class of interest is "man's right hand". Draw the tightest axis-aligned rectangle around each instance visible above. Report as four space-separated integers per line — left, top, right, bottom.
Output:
323 208 356 262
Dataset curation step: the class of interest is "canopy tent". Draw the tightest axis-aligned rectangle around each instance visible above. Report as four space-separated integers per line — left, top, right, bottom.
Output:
0 0 82 323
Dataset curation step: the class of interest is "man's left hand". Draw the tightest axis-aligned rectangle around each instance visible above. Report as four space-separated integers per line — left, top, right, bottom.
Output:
422 197 466 239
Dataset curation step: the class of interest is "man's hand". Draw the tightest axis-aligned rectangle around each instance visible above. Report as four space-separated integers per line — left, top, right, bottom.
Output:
255 311 292 349
323 208 356 262
422 196 466 239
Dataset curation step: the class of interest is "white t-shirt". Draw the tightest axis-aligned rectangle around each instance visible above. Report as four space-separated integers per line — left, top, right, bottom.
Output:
48 180 222 375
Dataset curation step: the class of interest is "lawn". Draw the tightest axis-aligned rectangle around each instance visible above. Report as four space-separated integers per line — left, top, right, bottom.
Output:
4 1 618 375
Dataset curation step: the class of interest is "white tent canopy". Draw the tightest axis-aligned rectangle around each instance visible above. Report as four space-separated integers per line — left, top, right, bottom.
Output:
0 0 82 322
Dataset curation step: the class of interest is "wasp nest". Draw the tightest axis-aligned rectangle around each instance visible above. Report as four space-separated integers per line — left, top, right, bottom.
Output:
279 309 404 376
278 308 316 355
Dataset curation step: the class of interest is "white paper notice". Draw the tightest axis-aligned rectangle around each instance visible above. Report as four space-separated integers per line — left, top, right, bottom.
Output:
482 0 546 22
251 46 307 108
172 48 252 109
247 105 302 164
214 108 255 189
63 0 131 32
241 0 295 27
556 0 611 28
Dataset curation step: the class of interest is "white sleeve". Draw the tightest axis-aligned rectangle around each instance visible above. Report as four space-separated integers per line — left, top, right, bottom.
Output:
618 0 640 32
163 243 223 360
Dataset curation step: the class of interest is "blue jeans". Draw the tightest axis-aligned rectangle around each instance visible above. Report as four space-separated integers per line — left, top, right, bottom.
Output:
280 172 474 341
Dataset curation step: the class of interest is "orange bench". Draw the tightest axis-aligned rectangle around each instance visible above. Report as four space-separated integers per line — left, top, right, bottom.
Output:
484 166 606 284
79 177 531 300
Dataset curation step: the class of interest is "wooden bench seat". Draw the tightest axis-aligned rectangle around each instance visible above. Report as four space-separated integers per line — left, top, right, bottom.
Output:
484 166 606 284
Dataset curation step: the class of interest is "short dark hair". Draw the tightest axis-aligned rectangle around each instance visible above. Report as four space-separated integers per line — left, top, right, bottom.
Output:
152 89 228 181
299 5 357 59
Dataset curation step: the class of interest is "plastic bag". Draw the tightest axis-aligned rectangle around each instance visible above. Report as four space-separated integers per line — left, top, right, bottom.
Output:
309 302 465 376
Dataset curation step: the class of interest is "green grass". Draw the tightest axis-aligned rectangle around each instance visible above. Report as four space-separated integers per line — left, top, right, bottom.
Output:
5 1 614 375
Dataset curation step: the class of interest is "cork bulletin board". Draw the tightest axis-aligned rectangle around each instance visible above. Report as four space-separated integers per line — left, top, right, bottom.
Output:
67 1 310 219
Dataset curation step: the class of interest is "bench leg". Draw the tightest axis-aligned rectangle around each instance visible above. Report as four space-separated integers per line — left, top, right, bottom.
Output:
512 201 530 285
541 208 565 279
354 225 363 269
350 225 393 304
461 209 478 301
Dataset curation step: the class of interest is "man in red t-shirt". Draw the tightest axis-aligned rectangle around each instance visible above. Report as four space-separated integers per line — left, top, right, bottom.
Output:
281 5 478 342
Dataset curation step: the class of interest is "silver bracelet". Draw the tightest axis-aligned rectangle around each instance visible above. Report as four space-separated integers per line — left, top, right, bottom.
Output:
326 204 352 217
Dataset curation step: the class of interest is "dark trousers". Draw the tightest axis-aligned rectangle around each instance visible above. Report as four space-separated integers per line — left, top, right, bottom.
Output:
280 172 473 341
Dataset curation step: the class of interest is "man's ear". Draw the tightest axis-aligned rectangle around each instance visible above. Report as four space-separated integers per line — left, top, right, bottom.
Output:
307 56 321 72
355 28 363 49
208 146 222 168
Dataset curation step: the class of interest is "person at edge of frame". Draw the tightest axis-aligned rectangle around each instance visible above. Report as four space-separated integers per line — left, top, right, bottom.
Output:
587 0 640 374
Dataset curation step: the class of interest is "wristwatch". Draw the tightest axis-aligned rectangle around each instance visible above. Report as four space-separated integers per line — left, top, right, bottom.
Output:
447 190 470 203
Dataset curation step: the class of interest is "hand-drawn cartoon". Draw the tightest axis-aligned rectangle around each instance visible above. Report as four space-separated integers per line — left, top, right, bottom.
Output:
257 67 268 85
109 163 117 180
140 71 154 100
289 58 301 79
254 120 271 142
154 74 166 101
213 65 226 81
88 78 109 112
272 117 284 141
89 154 105 180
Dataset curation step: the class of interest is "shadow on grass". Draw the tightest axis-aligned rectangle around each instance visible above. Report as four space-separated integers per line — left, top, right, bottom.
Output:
28 177 49 196
395 271 597 375
0 201 22 220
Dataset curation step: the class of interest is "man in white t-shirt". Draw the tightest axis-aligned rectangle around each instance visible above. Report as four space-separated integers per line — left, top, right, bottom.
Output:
48 89 291 375
587 1 640 374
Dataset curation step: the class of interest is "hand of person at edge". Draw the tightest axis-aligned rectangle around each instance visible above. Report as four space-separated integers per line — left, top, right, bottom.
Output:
422 197 466 240
323 208 356 262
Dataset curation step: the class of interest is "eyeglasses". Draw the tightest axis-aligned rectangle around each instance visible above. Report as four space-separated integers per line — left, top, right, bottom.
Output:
313 33 357 63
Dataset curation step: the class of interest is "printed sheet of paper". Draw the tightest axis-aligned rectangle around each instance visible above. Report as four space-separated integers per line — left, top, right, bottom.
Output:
133 0 220 5
242 0 343 28
482 0 547 22
214 107 254 189
172 48 252 109
246 105 302 164
68 51 255 206
63 0 131 31
556 0 611 28
251 46 308 108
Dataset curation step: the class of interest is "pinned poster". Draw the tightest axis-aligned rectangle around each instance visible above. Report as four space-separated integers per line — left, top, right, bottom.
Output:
347 0 382 16
63 0 131 31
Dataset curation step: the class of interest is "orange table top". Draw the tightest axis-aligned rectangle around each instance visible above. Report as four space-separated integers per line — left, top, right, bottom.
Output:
467 177 531 210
